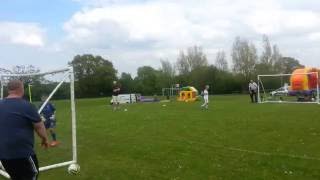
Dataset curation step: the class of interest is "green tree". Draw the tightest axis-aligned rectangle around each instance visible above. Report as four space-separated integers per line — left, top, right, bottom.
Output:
119 72 134 93
215 50 228 71
232 37 257 83
256 35 283 75
189 66 212 90
260 35 273 65
69 54 117 98
176 46 208 75
11 65 41 85
135 66 160 95
8 65 44 100
271 45 282 73
159 59 175 88
276 57 304 74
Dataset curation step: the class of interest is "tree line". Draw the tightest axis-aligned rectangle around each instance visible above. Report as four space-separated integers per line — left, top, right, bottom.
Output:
0 35 304 99
119 35 303 96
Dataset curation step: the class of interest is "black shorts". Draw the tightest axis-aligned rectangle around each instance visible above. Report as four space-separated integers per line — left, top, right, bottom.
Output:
1 154 39 180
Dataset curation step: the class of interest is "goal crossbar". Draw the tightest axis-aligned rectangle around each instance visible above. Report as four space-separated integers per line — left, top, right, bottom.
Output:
0 67 78 179
258 72 318 77
1 68 70 77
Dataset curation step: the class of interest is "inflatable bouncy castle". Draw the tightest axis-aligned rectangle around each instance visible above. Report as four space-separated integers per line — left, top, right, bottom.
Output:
258 67 320 103
177 86 198 102
289 67 320 97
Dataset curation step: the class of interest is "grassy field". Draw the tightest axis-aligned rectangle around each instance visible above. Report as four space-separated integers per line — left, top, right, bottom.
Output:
2 95 320 180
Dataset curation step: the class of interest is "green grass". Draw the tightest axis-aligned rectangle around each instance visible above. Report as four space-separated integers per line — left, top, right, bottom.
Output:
2 95 320 179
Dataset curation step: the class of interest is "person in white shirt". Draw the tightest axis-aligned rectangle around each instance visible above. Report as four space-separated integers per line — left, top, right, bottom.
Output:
249 80 258 103
201 85 209 109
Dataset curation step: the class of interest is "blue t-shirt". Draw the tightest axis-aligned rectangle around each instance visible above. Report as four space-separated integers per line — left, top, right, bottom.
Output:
40 102 55 119
0 98 41 159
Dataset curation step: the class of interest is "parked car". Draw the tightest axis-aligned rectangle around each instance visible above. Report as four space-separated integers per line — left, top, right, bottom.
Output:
110 94 138 104
270 86 289 96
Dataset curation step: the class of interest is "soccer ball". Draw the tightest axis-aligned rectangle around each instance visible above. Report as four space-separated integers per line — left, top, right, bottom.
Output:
311 98 315 101
124 108 128 111
68 164 80 175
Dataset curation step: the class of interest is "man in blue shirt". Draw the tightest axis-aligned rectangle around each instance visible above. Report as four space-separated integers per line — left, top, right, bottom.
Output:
0 80 49 180
40 95 59 147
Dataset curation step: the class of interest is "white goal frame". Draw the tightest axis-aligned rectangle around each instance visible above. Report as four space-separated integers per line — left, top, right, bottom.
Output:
0 67 78 179
162 87 181 97
258 72 320 104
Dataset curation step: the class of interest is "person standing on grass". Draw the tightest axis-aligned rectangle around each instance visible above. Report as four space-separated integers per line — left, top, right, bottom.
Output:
201 85 210 109
249 80 258 103
112 81 121 111
0 80 49 180
40 95 59 147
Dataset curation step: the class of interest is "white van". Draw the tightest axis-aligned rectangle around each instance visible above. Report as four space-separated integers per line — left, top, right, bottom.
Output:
111 94 137 104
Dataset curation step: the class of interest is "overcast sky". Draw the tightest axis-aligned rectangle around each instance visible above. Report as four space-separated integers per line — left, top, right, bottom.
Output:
0 0 319 76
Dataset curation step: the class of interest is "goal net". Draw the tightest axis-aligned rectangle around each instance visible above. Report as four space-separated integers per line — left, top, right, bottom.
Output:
162 84 181 99
258 72 320 104
0 67 78 179
162 88 181 98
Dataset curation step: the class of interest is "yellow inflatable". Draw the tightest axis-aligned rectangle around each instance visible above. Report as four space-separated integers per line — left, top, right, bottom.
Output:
177 86 198 102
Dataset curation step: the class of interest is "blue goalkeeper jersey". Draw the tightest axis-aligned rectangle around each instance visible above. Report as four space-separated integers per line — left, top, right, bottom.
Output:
40 102 55 119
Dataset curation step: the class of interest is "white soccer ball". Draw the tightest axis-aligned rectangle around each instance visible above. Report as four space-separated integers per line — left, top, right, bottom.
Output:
124 108 128 111
68 164 80 175
311 98 315 101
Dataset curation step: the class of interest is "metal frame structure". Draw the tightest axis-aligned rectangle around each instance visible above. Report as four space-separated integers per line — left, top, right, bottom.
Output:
0 67 78 179
258 72 320 104
162 87 181 97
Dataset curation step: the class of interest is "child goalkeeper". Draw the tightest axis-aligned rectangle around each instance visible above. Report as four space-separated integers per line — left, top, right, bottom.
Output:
40 95 59 147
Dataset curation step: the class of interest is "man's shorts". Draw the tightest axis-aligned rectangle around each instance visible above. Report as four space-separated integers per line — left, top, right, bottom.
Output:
250 90 257 94
1 154 39 180
112 95 119 104
44 119 56 129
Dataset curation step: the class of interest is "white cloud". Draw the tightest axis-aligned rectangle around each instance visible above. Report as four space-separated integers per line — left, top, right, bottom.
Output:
72 0 147 6
2 0 320 74
61 0 320 73
245 10 320 35
65 0 320 47
0 22 46 47
308 32 320 41
64 1 233 49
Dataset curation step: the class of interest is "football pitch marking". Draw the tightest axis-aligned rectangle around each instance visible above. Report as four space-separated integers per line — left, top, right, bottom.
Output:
222 146 320 161
172 138 320 161
128 125 320 162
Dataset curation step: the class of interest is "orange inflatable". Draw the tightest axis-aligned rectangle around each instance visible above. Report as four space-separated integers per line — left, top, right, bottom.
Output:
289 68 320 96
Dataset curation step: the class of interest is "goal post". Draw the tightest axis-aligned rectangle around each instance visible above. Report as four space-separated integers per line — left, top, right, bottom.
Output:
258 72 320 104
0 67 78 179
162 87 181 97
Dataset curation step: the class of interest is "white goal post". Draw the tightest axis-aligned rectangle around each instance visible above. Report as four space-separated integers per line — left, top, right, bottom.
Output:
258 72 320 104
0 67 78 179
162 87 181 97
162 84 181 97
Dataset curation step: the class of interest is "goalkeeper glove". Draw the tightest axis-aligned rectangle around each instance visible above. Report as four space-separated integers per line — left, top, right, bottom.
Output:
40 116 46 122
49 114 55 121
